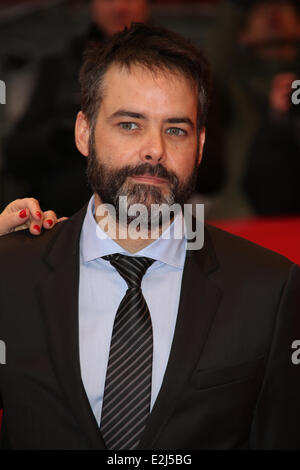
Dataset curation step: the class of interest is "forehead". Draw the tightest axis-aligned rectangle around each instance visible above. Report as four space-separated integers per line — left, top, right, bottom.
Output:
99 63 198 120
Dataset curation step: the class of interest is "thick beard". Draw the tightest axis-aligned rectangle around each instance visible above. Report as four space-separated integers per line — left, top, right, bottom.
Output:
86 134 199 230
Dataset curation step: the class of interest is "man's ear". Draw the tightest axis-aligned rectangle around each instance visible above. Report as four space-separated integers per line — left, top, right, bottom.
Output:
75 111 90 157
197 128 206 166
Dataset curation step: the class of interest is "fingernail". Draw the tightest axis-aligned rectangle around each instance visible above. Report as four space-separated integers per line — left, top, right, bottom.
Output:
19 209 27 219
33 225 41 233
36 211 42 219
46 219 53 227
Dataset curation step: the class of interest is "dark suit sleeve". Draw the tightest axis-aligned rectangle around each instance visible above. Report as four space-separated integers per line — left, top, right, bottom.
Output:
249 263 300 449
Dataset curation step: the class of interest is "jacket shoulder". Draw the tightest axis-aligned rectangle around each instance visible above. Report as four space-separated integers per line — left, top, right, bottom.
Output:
0 221 67 267
0 204 88 267
205 223 295 279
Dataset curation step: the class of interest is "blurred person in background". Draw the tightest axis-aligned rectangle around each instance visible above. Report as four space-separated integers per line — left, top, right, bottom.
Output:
243 72 300 215
204 0 300 218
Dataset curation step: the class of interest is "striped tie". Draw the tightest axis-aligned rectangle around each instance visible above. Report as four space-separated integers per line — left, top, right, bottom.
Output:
100 253 155 450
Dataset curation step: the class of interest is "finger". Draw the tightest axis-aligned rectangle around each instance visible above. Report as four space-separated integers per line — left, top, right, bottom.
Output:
28 219 43 236
42 210 58 230
57 217 68 223
18 198 43 222
0 208 30 235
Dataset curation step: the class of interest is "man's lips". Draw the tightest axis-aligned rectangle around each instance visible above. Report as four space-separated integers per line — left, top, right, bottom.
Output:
131 174 168 185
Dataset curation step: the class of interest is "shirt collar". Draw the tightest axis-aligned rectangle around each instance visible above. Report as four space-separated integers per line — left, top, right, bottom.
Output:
80 196 187 269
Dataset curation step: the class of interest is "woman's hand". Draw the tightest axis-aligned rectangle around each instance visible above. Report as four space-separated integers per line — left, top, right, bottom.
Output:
0 198 67 236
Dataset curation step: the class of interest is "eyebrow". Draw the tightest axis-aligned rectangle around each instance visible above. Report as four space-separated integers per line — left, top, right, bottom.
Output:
165 117 194 129
109 110 145 120
108 109 195 129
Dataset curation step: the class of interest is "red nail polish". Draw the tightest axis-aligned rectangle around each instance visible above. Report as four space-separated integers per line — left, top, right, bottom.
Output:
33 225 41 233
36 211 42 219
19 209 27 219
46 219 53 227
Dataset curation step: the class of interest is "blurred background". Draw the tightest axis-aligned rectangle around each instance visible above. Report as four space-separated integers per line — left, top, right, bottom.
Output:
0 0 300 262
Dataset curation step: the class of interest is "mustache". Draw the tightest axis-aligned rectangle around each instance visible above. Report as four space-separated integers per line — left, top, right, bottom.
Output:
118 162 179 186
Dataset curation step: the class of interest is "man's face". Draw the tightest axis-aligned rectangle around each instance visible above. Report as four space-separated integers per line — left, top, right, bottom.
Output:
76 64 205 227
91 0 149 37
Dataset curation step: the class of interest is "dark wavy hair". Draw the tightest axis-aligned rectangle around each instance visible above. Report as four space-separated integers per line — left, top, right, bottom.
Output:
79 22 211 133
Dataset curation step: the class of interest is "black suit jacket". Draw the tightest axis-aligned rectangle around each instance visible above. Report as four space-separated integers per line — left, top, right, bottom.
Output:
0 205 300 449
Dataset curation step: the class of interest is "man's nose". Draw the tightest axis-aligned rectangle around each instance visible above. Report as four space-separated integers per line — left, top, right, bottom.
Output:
139 129 166 164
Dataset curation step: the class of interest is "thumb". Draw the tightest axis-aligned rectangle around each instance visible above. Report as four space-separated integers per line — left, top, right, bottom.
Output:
0 208 29 236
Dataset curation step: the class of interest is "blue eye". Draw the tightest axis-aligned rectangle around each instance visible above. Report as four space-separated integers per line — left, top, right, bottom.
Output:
166 127 186 136
119 122 139 131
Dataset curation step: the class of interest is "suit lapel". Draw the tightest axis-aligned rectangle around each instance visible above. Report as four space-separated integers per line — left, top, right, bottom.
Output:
139 226 222 449
36 205 106 450
35 208 221 450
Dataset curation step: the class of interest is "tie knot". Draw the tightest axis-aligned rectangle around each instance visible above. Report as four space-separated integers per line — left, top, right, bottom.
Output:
102 253 155 289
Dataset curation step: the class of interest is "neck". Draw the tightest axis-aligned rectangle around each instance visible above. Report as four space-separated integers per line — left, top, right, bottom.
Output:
93 194 174 254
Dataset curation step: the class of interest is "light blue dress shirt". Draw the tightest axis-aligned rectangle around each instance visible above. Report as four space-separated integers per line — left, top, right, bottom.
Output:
79 196 187 426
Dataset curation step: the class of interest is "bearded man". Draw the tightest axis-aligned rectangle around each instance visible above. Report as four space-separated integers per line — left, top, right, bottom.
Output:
0 23 300 450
